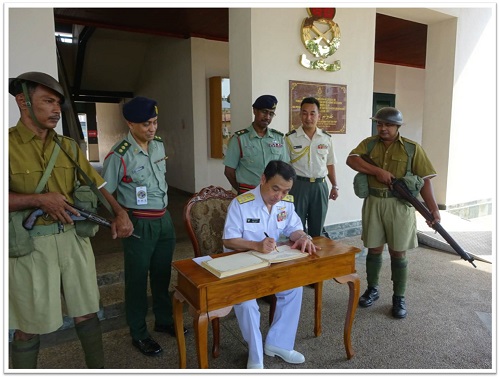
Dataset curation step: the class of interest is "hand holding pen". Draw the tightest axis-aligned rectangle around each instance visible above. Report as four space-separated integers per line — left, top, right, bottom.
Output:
264 232 279 253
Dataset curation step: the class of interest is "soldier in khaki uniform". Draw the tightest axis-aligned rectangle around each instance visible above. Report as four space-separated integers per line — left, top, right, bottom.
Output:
224 95 289 194
101 97 185 357
346 107 440 319
285 97 339 237
8 72 133 369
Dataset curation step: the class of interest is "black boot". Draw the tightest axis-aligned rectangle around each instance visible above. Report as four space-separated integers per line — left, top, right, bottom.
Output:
358 286 380 307
392 295 407 318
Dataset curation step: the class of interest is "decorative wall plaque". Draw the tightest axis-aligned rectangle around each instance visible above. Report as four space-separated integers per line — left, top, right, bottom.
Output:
289 80 347 134
299 8 341 72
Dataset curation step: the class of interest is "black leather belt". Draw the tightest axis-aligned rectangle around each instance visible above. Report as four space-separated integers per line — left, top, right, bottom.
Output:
296 176 325 183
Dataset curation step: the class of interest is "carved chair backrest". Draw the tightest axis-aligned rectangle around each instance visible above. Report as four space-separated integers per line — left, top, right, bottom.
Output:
183 185 236 257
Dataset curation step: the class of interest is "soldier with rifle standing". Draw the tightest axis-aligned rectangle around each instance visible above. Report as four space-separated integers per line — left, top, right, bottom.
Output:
346 107 440 319
8 72 133 369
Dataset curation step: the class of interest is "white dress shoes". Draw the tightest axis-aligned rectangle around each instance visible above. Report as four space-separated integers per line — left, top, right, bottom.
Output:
264 344 305 364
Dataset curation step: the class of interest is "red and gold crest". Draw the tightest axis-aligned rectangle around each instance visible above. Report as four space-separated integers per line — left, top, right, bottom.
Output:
300 8 341 72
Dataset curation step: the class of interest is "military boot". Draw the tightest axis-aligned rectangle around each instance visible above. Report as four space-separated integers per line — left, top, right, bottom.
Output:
358 286 380 307
392 295 407 318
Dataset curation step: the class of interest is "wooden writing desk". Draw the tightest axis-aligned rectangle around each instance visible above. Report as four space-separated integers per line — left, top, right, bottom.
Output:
172 236 360 368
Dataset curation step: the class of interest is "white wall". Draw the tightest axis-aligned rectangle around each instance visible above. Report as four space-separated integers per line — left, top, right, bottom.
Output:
446 8 495 205
374 63 426 144
135 37 195 192
191 38 230 191
230 8 377 225
8 8 60 130
423 7 495 207
95 102 127 163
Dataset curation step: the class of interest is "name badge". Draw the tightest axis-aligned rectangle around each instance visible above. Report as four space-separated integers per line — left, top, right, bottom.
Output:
136 186 148 205
294 145 302 149
246 218 260 223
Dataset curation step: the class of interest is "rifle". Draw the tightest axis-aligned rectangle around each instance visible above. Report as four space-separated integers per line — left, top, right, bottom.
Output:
360 154 476 268
23 203 140 239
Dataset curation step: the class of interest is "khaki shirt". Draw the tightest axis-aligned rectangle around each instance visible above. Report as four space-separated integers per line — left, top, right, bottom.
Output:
349 134 437 189
285 126 337 178
223 124 289 187
9 120 105 224
101 132 168 209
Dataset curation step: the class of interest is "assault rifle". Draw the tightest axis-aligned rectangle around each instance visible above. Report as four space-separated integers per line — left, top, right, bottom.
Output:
23 203 140 239
360 154 476 268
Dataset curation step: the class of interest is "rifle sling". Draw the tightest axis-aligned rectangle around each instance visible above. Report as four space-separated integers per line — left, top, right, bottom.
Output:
34 143 60 194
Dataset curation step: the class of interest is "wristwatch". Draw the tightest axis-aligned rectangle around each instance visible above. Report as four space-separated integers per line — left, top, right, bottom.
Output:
332 185 339 190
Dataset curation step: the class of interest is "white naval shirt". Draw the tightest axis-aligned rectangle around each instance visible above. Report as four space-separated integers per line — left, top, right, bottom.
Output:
223 185 303 250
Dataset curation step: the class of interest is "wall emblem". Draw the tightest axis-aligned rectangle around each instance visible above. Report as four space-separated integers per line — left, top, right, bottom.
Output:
300 8 341 72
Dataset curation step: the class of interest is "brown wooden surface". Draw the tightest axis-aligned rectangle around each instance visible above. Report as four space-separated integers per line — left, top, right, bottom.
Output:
172 236 360 368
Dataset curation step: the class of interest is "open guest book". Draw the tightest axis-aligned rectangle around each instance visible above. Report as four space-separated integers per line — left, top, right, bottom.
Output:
200 245 308 278
251 244 308 263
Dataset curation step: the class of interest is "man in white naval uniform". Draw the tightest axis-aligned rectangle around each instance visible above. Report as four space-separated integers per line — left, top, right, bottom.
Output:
223 160 317 369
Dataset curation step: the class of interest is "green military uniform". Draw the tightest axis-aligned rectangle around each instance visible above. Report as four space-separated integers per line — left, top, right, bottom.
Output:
102 132 175 341
349 134 437 299
9 121 103 333
350 134 436 251
223 125 289 192
285 126 337 236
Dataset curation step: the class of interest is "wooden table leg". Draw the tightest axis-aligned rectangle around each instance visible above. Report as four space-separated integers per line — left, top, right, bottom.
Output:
314 281 323 337
194 312 209 368
334 273 360 359
173 291 187 368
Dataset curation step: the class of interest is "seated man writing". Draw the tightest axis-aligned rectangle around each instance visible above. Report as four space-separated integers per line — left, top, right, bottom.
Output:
222 160 317 369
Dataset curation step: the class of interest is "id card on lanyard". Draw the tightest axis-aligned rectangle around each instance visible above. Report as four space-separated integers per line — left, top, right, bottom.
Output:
136 186 148 205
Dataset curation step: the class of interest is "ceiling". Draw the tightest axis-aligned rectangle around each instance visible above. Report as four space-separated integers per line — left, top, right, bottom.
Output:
54 8 427 67
54 8 229 41
53 8 428 102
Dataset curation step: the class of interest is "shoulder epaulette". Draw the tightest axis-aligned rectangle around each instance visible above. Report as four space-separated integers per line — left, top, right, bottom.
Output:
322 129 332 137
270 128 284 137
58 134 76 143
400 136 418 147
285 130 296 137
113 140 132 156
235 129 250 137
237 192 255 204
283 194 294 202
153 135 163 142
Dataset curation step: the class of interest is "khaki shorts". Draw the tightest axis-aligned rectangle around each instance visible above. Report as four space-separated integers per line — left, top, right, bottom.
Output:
9 227 100 334
361 196 418 251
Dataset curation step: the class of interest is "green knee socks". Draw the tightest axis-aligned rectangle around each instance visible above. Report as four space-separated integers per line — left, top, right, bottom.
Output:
75 316 104 369
366 252 383 287
11 334 40 369
391 257 408 297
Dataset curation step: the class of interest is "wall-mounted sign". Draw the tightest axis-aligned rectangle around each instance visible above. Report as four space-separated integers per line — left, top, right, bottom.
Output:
289 80 347 134
299 8 341 72
88 130 98 138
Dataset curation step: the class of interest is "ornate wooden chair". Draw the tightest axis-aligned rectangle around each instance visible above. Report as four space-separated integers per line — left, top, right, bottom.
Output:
183 185 277 358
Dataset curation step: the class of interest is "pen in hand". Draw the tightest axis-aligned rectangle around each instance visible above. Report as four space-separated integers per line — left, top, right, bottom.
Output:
264 232 279 253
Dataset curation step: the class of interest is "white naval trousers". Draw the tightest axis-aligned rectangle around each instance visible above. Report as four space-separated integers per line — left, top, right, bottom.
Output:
233 287 303 365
